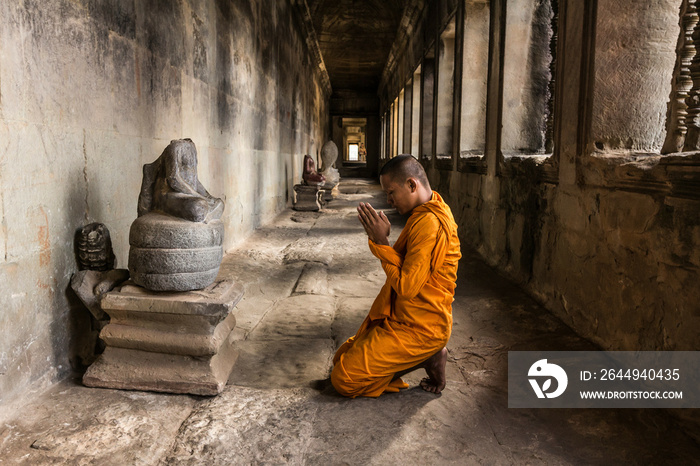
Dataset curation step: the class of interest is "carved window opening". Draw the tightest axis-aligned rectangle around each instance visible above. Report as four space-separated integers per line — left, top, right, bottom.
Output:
380 114 386 160
421 47 436 159
460 0 490 158
389 100 396 158
501 0 558 156
411 65 422 157
392 96 400 157
436 17 457 159
397 88 406 155
663 0 700 154
402 79 413 153
385 111 391 159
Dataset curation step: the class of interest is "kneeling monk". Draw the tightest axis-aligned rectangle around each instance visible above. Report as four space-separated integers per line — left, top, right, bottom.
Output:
331 155 461 397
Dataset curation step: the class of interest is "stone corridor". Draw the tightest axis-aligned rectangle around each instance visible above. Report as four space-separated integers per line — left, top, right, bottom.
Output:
0 180 698 465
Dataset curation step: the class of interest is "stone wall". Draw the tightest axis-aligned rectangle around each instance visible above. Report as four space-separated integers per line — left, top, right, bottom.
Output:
379 0 700 352
0 0 328 409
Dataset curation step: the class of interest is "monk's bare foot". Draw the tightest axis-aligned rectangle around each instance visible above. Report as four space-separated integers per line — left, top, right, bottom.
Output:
420 347 448 394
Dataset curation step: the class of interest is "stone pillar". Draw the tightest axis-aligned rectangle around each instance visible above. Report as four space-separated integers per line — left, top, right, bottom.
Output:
83 279 243 396
591 0 679 152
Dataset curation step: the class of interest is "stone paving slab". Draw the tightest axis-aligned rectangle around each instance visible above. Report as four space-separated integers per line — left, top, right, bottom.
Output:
293 263 329 295
227 339 334 388
228 294 275 341
160 387 318 465
303 381 515 465
328 274 384 298
249 294 335 340
219 253 304 300
331 297 375 346
0 380 196 466
282 237 331 265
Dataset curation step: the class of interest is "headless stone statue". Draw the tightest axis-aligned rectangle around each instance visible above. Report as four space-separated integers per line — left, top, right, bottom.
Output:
293 155 325 211
302 154 326 186
320 141 340 188
138 138 224 223
129 139 225 291
82 141 240 396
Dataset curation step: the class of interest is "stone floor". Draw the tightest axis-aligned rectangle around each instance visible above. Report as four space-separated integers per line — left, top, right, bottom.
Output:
1 179 699 465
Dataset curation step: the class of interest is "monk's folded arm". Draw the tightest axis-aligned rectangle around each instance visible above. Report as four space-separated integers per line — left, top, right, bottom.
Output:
381 215 441 299
368 241 403 267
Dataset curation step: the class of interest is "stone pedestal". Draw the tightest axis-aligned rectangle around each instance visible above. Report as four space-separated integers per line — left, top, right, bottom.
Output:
320 183 339 203
293 184 324 211
129 212 224 292
83 279 243 396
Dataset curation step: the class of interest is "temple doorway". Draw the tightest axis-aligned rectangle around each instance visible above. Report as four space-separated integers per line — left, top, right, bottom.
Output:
342 117 367 165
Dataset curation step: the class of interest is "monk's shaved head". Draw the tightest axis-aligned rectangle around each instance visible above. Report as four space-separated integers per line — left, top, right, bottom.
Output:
379 155 430 188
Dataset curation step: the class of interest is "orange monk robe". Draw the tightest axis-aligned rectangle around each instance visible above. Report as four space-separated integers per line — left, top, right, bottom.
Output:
331 192 461 398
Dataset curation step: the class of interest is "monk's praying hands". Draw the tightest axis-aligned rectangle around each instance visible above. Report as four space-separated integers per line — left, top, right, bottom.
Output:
357 202 391 246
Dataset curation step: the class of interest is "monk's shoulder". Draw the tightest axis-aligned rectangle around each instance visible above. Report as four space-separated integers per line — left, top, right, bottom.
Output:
408 210 441 237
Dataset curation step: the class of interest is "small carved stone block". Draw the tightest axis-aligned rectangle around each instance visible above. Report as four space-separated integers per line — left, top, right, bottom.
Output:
76 223 115 271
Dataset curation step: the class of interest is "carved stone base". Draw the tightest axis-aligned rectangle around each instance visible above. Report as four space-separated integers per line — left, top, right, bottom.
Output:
320 183 339 203
293 184 324 211
128 212 224 292
83 279 243 396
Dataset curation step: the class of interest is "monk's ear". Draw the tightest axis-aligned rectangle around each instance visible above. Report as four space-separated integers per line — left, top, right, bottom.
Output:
407 178 418 193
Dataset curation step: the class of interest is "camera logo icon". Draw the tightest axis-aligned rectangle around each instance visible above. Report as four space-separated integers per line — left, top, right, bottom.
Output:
528 359 568 399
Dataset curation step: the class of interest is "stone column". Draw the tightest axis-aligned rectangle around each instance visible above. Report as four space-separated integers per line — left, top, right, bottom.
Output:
591 0 679 153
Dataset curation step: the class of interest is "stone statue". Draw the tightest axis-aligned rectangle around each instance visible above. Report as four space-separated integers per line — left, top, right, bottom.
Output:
302 154 326 186
76 223 116 271
138 138 224 223
129 139 225 292
72 223 129 322
320 141 340 187
80 141 241 395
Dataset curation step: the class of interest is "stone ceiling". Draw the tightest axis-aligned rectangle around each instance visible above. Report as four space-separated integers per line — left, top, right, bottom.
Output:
306 0 411 93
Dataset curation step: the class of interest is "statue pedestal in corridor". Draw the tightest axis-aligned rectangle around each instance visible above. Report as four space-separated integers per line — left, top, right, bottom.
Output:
293 184 324 211
293 154 326 211
83 278 243 395
82 139 242 396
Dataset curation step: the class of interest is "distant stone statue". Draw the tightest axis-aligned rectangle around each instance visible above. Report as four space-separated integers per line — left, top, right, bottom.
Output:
138 138 224 223
293 155 325 211
129 139 225 291
320 141 340 187
302 154 326 186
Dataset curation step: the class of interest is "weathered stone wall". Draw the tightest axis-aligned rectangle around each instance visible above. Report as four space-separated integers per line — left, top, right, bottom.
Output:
380 0 700 352
0 0 328 409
